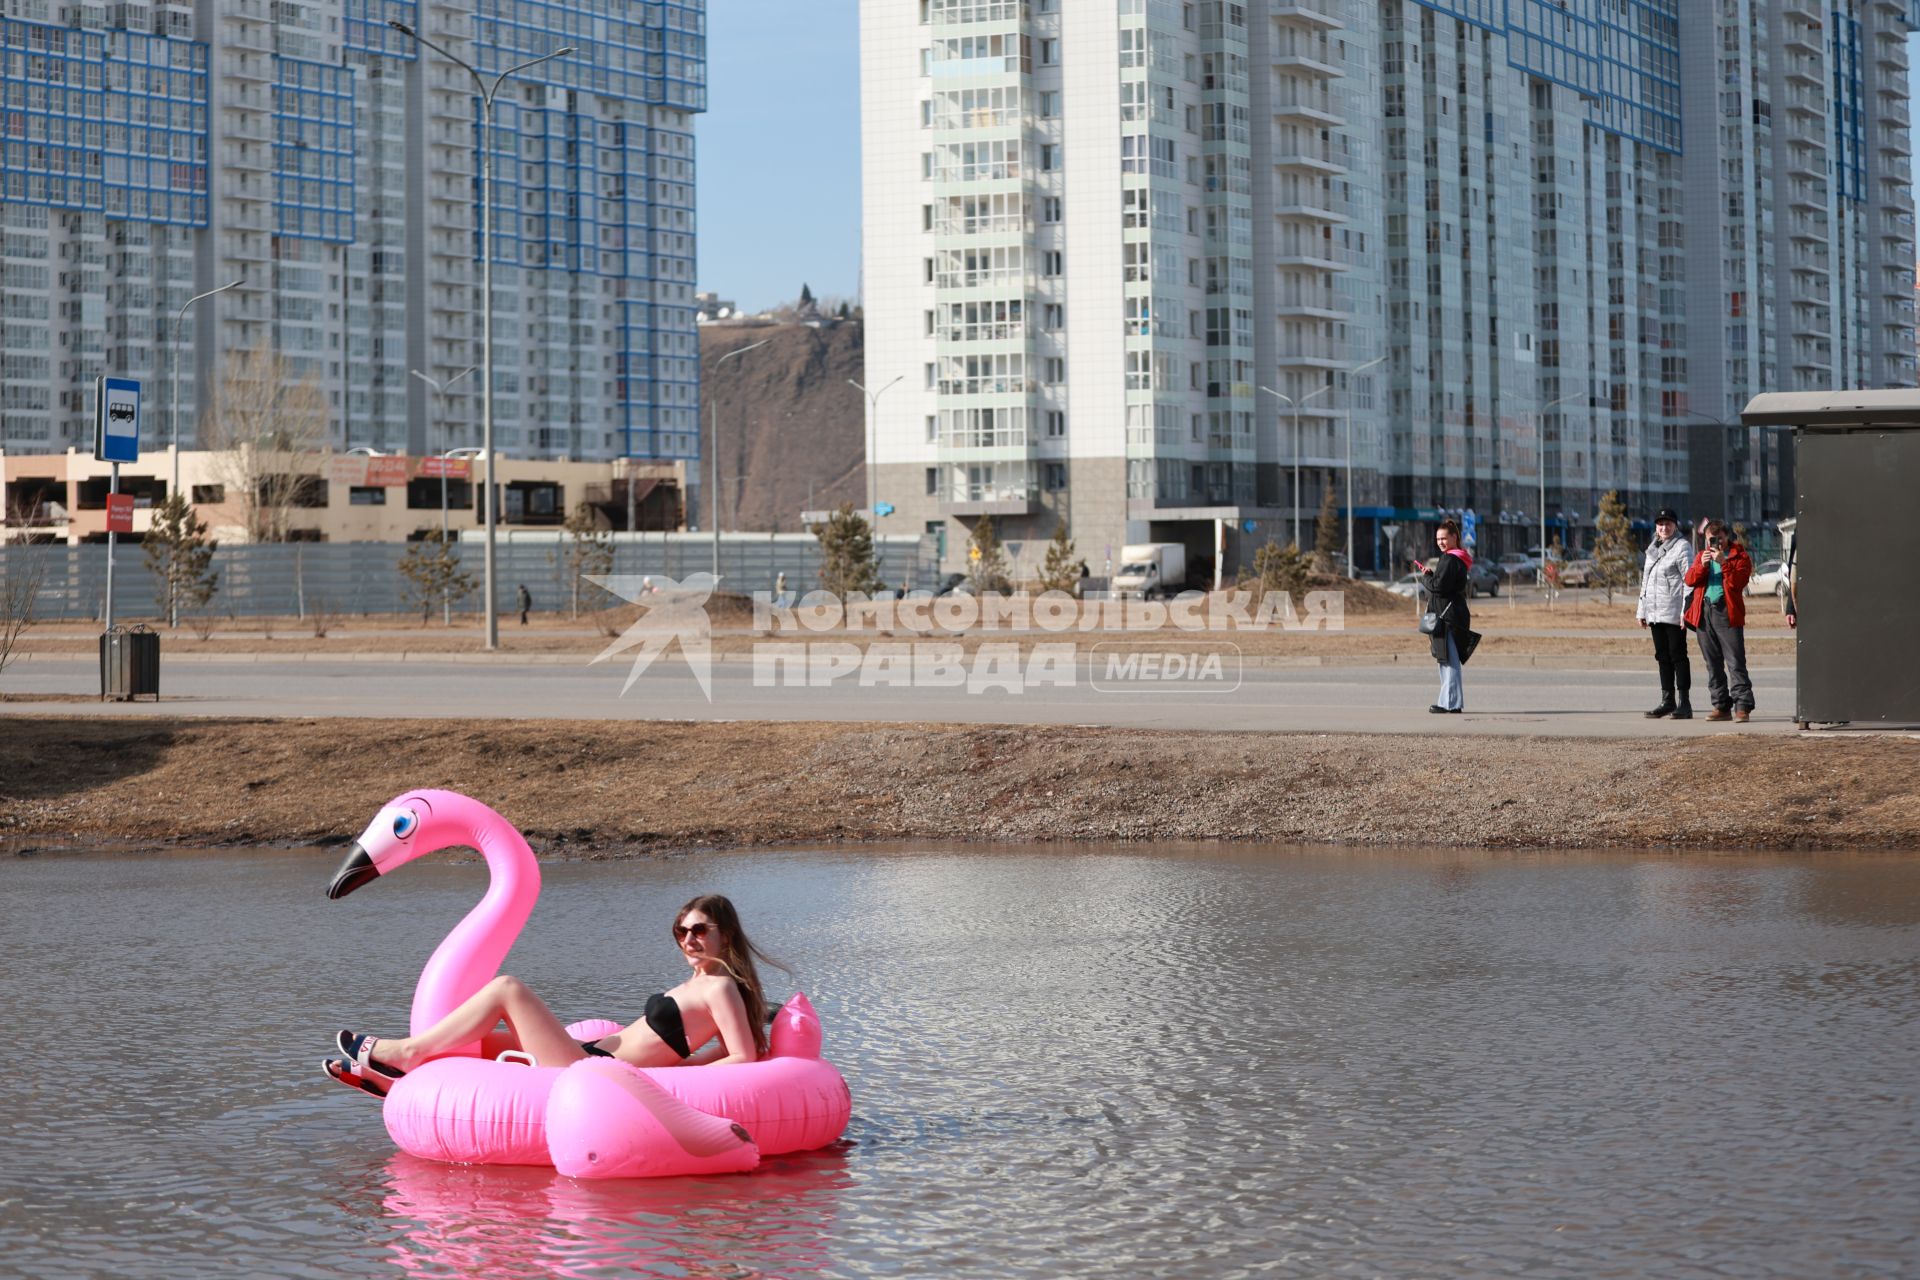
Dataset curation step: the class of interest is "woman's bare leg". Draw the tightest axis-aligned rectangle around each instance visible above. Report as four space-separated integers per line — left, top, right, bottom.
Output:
369 976 585 1070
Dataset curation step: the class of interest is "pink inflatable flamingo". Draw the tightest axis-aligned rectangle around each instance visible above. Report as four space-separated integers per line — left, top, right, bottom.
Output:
325 790 851 1178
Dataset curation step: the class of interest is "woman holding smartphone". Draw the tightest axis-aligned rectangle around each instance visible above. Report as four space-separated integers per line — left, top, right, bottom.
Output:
1415 518 1473 714
1683 519 1755 722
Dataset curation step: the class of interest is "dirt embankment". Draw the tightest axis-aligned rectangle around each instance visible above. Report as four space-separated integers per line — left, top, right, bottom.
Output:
701 323 865 533
3 718 1914 856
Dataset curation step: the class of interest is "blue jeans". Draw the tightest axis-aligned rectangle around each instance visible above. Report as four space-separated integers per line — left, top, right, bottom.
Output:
1437 632 1463 711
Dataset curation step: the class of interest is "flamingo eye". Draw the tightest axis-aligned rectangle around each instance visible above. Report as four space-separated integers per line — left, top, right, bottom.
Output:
392 810 418 840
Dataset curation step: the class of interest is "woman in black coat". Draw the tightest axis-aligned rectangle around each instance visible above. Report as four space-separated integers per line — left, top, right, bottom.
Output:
1417 518 1472 713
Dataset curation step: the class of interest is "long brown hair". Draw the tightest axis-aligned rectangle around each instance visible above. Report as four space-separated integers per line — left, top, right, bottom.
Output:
674 894 788 1056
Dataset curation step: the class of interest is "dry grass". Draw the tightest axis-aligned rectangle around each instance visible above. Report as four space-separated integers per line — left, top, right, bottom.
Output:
1 717 1913 855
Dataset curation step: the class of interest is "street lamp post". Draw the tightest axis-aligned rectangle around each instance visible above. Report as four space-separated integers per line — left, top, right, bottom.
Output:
166 276 242 628
390 21 572 651
848 374 904 575
1539 391 1585 567
707 338 771 579
410 365 478 538
1258 382 1330 548
1344 355 1387 575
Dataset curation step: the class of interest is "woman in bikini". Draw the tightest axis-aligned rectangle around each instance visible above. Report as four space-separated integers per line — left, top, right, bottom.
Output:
326 894 780 1094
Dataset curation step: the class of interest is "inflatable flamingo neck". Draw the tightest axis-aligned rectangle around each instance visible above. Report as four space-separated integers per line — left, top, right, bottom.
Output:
408 792 542 1038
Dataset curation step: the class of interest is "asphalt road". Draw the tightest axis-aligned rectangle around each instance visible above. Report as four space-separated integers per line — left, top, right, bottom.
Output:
3 654 1802 737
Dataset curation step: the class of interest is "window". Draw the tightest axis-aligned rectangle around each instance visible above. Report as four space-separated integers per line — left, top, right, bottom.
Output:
1044 462 1066 491
349 486 387 505
1042 250 1063 277
1040 144 1060 172
1039 38 1058 65
1045 357 1065 383
1039 91 1060 118
926 467 939 495
1042 196 1062 223
190 484 225 503
1046 410 1065 437
926 415 939 442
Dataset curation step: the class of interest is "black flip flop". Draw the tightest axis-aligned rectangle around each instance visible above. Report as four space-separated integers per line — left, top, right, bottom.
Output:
323 1057 389 1099
336 1030 405 1081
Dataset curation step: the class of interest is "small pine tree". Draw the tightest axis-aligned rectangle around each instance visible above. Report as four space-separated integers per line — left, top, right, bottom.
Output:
1038 520 1080 594
1592 489 1637 605
398 529 477 624
1313 476 1341 574
836 301 850 320
813 503 884 598
967 514 1012 594
1243 539 1310 605
143 493 219 627
561 501 615 620
799 282 814 308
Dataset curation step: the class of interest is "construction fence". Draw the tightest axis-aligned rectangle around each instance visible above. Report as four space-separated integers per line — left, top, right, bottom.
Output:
0 532 939 622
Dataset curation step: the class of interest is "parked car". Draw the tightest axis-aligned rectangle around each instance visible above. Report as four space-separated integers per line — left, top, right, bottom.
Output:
1556 559 1598 587
1748 560 1789 597
902 572 970 600
1391 562 1498 598
1494 552 1537 578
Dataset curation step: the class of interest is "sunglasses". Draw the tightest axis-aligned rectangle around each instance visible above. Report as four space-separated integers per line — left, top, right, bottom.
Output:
672 921 715 941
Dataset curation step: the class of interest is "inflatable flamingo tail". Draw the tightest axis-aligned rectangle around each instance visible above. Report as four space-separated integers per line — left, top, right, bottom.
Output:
768 992 824 1059
547 1061 761 1179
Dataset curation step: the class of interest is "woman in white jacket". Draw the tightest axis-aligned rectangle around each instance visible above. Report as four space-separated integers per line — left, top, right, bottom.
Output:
1635 507 1694 719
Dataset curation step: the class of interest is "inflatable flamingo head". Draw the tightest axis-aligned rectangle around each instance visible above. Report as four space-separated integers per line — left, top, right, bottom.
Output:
327 789 470 899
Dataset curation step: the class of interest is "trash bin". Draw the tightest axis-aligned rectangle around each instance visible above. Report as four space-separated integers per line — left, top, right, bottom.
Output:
99 624 161 701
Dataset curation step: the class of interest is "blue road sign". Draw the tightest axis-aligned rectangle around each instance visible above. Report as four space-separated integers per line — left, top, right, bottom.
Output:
874 502 895 517
96 376 141 463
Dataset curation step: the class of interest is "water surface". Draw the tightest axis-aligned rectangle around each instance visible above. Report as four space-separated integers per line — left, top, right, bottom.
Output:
1 845 1915 1278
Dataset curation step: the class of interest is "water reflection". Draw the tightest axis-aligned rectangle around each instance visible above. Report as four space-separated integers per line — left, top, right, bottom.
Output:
377 1147 854 1279
0 846 1915 1279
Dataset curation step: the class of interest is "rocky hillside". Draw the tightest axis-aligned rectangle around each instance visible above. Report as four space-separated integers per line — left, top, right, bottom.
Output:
700 322 866 533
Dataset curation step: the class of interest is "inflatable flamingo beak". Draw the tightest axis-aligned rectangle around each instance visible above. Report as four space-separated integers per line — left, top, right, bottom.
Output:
326 844 381 900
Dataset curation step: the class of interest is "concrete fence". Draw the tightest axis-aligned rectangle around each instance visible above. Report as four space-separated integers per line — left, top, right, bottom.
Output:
0 532 939 621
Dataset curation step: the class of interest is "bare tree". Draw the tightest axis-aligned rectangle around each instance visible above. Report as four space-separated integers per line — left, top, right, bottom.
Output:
0 554 45 682
559 501 615 620
202 339 330 542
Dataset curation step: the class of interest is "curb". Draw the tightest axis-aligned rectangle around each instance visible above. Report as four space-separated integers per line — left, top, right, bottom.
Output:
5 648 1794 673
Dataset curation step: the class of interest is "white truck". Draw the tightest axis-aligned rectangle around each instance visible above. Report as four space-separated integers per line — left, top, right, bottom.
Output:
1111 543 1188 599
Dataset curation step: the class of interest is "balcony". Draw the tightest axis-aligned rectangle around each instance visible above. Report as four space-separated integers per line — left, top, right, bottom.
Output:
1781 20 1820 52
1272 91 1342 125
1271 0 1345 28
943 490 1036 517
1272 140 1345 174
1782 54 1821 84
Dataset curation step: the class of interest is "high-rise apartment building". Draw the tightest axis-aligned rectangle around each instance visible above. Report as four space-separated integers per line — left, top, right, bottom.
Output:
0 0 704 473
862 0 1917 578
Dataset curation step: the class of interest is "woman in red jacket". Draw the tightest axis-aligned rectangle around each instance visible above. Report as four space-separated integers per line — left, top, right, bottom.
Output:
1683 520 1754 722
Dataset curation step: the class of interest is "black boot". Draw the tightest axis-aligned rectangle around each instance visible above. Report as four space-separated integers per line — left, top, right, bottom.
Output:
1670 700 1693 720
1645 696 1676 719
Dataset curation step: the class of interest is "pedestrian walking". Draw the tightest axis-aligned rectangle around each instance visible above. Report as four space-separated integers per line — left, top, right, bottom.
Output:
774 571 790 609
1683 520 1754 722
1636 507 1694 719
516 583 532 626
1416 518 1474 714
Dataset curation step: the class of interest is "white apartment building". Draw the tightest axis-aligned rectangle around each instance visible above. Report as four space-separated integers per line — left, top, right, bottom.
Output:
861 0 1917 578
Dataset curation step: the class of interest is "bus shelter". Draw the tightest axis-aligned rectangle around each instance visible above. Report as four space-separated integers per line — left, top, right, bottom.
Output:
1741 390 1920 728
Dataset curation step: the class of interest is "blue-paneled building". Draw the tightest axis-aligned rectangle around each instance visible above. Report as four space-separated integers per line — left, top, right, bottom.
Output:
0 0 705 469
